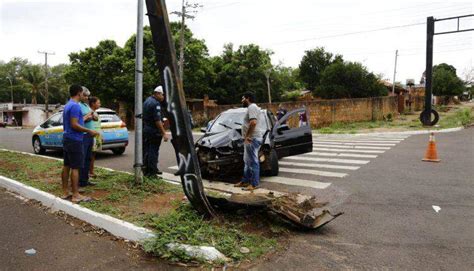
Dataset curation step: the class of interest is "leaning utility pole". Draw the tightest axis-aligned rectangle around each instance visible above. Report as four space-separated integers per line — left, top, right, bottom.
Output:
171 0 202 82
38 51 55 118
134 0 144 184
391 49 398 95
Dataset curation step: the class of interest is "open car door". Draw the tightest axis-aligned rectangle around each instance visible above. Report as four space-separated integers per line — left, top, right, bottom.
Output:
271 108 312 158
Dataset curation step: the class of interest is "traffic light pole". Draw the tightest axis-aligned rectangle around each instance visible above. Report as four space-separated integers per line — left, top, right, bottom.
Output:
420 14 474 126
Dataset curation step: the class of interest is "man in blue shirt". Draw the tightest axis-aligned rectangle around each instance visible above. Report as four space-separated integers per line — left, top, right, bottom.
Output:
62 84 99 203
142 86 169 177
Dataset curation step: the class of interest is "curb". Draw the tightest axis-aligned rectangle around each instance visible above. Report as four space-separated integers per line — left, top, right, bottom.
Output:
0 175 155 242
313 127 464 136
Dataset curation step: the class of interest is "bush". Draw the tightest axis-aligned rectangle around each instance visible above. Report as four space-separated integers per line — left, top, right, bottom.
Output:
457 108 473 126
315 61 387 99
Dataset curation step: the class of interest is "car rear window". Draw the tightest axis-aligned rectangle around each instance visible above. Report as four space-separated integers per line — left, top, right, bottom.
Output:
98 112 122 123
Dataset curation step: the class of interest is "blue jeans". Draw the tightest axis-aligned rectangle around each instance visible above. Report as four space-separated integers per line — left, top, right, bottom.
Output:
241 138 262 187
79 134 93 186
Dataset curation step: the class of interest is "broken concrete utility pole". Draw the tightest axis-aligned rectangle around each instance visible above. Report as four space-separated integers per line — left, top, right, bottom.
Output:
144 0 342 229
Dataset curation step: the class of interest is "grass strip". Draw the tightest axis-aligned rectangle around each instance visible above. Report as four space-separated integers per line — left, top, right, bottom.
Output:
0 150 280 264
314 103 473 134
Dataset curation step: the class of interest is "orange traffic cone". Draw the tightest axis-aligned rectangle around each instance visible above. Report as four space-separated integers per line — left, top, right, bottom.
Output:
422 132 440 162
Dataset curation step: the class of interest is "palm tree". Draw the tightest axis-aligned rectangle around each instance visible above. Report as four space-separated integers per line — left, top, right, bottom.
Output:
21 64 44 104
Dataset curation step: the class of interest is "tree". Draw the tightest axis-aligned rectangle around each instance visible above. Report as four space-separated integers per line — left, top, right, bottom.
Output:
432 63 464 96
170 23 214 99
48 64 70 104
211 43 272 104
298 47 343 91
270 66 304 102
315 61 387 99
21 64 45 104
64 40 127 106
0 58 29 103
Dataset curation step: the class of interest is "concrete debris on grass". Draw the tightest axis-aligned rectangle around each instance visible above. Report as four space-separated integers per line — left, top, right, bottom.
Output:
166 243 229 262
227 192 343 229
239 247 250 254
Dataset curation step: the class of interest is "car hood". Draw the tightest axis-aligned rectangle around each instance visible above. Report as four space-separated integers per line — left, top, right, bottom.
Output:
197 129 243 149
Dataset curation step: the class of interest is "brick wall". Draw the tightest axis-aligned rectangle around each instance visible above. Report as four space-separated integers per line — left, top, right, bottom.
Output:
194 96 402 128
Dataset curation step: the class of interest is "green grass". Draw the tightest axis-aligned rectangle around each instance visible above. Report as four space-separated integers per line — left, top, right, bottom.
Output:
142 204 278 263
314 104 473 134
437 107 473 128
0 150 280 264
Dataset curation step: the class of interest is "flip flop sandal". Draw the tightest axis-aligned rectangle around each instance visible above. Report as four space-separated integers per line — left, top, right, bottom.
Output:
60 194 72 200
72 197 93 203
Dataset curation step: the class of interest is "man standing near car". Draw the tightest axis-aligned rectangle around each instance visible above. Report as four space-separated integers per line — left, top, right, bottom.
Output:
79 86 97 187
61 84 98 203
276 103 288 124
142 86 169 177
234 92 263 191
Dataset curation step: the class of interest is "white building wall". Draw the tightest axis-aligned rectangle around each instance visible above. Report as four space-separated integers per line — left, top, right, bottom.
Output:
22 107 47 127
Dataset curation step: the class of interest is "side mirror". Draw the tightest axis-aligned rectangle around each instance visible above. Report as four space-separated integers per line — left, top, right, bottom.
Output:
277 126 284 135
200 127 207 133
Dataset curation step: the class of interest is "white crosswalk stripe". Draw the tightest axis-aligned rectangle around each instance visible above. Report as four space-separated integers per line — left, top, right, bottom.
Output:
283 156 370 164
313 147 385 153
262 176 331 189
313 144 391 150
279 161 360 170
313 139 401 144
309 152 378 158
313 141 396 146
279 167 347 178
166 134 409 190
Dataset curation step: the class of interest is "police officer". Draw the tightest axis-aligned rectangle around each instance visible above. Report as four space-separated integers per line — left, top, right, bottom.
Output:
143 86 169 177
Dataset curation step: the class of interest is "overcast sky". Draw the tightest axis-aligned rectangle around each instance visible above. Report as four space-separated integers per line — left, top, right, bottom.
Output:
1 0 473 84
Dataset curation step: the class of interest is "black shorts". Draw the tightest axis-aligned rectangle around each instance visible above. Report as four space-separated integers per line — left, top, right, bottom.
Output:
63 138 84 169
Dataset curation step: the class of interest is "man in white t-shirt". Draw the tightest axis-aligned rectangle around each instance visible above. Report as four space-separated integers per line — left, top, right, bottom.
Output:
234 92 263 191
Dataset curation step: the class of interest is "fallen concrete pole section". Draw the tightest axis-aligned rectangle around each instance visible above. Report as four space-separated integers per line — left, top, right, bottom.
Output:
216 192 343 229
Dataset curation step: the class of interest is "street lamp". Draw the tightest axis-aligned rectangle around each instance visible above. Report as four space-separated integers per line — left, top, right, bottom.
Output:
6 77 13 104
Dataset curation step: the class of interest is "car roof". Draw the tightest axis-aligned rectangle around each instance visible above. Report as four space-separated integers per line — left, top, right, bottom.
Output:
96 108 116 113
57 107 116 114
222 107 268 114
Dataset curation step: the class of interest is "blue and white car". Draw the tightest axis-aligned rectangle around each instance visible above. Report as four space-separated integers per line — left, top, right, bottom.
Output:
32 108 129 155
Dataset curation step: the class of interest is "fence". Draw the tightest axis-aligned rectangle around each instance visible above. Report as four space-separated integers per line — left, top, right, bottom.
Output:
195 96 401 128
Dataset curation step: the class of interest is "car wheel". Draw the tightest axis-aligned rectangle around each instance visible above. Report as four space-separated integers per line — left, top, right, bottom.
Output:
265 149 279 176
32 136 46 154
111 147 126 155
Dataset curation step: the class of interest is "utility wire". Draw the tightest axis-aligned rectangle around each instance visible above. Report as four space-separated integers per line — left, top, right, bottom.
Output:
273 22 426 46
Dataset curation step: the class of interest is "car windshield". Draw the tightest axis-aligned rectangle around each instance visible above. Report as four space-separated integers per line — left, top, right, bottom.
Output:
208 112 244 133
98 112 122 123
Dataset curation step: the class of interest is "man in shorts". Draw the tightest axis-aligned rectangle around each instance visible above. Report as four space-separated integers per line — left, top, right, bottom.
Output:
61 84 99 203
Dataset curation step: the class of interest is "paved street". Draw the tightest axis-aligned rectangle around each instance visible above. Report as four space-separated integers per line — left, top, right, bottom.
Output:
0 128 410 193
1 127 473 269
256 127 474 270
0 188 179 271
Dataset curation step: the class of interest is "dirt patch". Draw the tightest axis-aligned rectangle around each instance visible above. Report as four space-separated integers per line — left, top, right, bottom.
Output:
89 190 110 200
140 192 183 215
0 160 19 171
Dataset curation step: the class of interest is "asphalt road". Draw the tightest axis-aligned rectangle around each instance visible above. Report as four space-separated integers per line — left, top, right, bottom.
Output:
1 127 473 269
0 188 181 271
255 127 474 270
